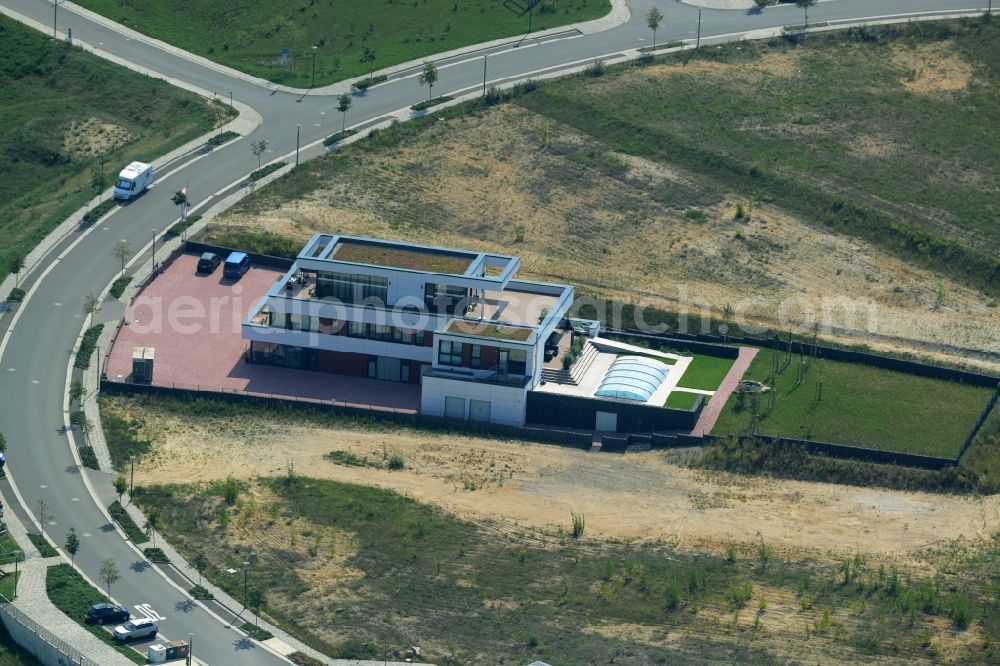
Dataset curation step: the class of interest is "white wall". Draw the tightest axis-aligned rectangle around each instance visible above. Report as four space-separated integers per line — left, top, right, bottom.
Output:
421 376 527 426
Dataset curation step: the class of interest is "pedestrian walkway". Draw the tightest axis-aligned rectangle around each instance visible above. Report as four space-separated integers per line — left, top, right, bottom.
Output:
0 498 137 666
689 346 758 436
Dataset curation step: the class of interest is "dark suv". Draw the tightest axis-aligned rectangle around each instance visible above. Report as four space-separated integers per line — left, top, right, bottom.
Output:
85 602 130 625
196 252 221 274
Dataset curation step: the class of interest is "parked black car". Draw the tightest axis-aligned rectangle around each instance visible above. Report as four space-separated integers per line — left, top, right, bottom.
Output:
196 252 221 274
85 602 130 625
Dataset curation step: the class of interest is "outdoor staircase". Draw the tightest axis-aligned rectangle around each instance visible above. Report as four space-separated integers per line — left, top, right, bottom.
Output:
540 341 599 386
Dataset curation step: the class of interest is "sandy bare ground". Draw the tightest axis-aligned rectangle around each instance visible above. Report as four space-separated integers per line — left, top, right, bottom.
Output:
117 400 999 562
215 44 999 371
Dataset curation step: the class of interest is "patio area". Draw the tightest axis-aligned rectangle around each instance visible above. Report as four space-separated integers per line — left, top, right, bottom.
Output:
104 253 419 412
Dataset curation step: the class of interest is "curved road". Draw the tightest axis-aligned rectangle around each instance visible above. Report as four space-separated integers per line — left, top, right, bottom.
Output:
0 0 987 663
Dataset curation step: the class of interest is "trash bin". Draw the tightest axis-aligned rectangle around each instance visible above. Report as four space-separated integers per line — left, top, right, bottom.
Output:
165 640 189 659
147 644 167 663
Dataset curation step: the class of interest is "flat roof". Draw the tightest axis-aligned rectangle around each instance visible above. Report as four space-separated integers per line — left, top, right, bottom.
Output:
446 320 535 342
330 238 476 275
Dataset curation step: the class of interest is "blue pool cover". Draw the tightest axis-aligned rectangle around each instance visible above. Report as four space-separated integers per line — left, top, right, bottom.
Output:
595 356 670 402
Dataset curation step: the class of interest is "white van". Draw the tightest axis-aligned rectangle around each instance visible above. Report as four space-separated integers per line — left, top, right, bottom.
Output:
114 161 154 200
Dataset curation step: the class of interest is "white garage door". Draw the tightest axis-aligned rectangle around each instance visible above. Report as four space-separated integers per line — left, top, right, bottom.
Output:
469 399 491 423
595 411 618 432
444 396 466 419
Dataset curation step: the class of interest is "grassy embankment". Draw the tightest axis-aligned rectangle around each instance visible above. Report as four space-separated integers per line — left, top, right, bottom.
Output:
135 474 1000 664
516 19 1000 296
0 15 232 285
73 0 610 87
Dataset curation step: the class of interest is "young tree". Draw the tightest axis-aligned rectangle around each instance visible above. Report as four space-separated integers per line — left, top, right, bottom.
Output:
361 47 377 80
112 240 132 277
337 94 352 133
82 293 102 328
113 474 128 502
721 303 735 343
192 549 209 587
418 61 438 101
247 587 265 626
646 7 664 49
144 508 161 549
251 139 270 171
100 559 120 599
9 254 25 289
796 0 817 27
69 380 85 407
65 527 80 569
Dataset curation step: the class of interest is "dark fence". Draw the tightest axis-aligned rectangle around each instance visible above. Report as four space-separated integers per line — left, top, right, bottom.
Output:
605 328 999 387
100 379 594 449
603 330 739 359
956 382 1000 460
526 390 703 433
184 241 295 271
704 433 955 470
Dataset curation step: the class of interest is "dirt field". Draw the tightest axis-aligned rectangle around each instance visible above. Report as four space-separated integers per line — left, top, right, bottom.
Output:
114 398 999 563
217 93 999 369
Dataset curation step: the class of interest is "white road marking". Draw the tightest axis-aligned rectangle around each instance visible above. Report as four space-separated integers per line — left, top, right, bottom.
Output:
135 603 166 621
53 302 62 307
39 484 47 489
83 532 91 537
5 368 14 372
30 380 40 384
71 497 80 502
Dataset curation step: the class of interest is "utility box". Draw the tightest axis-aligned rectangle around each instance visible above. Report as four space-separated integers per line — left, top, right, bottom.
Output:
132 346 154 383
165 640 189 659
147 644 167 663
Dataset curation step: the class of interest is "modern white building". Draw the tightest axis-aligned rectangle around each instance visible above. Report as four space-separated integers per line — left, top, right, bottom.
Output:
242 234 575 426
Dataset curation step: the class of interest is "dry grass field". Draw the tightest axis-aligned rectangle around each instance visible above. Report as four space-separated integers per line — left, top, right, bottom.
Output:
210 31 1000 369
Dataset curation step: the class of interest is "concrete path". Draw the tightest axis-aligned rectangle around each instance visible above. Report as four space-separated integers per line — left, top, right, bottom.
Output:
689 346 758 436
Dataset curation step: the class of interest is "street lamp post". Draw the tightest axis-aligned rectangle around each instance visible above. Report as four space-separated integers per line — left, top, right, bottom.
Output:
13 551 21 598
311 46 318 88
129 455 136 498
295 125 301 166
187 633 194 666
697 9 702 49
482 55 487 96
52 0 58 38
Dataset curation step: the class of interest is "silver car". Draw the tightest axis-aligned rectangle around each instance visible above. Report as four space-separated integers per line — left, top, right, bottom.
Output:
112 617 158 641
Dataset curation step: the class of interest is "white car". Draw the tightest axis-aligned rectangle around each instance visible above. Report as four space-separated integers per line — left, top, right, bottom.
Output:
112 617 158 641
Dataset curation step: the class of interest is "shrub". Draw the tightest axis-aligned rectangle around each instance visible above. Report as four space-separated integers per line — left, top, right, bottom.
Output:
143 547 169 562
411 95 454 111
26 533 58 557
6 287 25 302
109 276 131 299
571 512 585 538
108 500 147 543
248 161 287 182
388 454 405 470
585 60 605 77
323 128 358 146
79 446 99 469
163 214 201 239
207 130 239 146
951 594 972 629
353 74 388 89
82 199 117 224
74 324 103 370
222 474 239 505
189 584 213 599
240 622 273 641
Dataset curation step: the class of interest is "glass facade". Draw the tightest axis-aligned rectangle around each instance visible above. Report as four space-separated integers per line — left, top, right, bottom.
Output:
424 283 469 315
438 340 463 366
315 271 388 303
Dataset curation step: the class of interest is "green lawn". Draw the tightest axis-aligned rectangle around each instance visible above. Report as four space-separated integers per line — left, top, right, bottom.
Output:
0 15 230 284
73 0 610 88
675 355 736 391
45 564 145 664
712 351 993 457
665 391 702 410
136 476 1000 663
516 18 1000 295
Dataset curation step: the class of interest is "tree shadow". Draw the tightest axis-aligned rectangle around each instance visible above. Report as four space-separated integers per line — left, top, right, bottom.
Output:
174 599 195 613
233 638 255 651
130 560 150 573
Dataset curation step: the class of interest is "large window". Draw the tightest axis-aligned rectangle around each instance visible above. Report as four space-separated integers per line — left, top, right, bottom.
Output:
424 283 469 315
316 271 388 304
438 340 463 367
470 344 481 369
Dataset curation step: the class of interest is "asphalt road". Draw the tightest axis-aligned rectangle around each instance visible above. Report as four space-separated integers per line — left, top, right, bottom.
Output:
0 0 989 663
